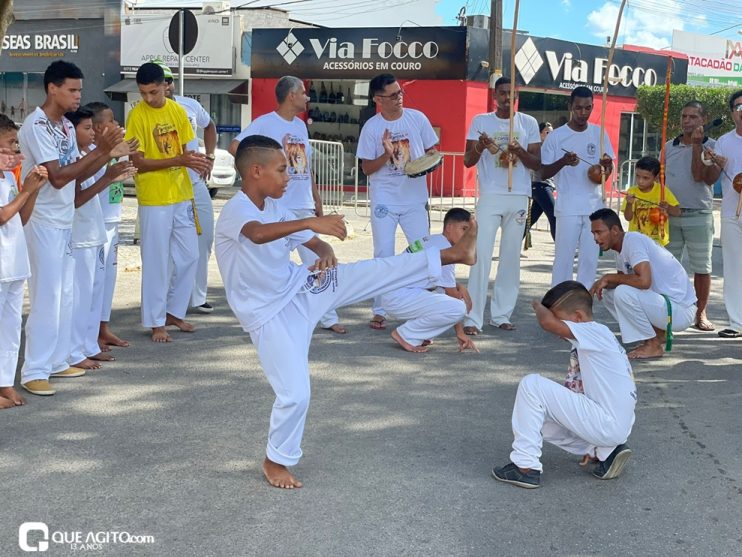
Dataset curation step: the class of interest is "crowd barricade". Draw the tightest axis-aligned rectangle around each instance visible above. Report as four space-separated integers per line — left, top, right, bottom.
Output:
609 158 638 215
309 139 345 213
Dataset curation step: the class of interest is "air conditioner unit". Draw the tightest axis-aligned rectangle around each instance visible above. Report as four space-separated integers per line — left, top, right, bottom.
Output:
202 1 231 15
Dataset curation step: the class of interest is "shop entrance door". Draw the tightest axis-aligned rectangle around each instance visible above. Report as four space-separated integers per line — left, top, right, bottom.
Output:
617 112 661 191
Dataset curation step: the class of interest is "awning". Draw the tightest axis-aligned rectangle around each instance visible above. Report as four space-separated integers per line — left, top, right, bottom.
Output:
104 78 249 104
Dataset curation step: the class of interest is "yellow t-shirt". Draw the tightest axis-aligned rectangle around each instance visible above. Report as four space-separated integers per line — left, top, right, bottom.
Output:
620 183 679 246
124 99 195 206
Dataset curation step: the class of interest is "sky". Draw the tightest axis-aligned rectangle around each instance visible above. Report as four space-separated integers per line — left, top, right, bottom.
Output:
132 0 742 48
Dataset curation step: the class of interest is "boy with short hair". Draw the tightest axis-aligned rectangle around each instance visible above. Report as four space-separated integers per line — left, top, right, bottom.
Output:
215 135 478 489
0 116 48 408
66 108 135 371
622 156 680 246
492 281 636 489
84 101 131 350
381 207 478 353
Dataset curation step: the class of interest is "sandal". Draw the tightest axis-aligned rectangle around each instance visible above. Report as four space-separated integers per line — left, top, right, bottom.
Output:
369 316 386 330
718 329 741 339
497 323 516 331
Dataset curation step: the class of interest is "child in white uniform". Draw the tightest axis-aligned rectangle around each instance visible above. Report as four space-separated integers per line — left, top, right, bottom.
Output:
492 281 636 489
381 208 478 353
0 117 48 407
215 135 478 489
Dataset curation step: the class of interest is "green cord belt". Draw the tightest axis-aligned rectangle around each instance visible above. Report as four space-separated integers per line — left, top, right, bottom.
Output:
662 294 673 352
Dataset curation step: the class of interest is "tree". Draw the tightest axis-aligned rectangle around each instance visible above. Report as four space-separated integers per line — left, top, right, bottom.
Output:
636 84 736 139
0 0 13 54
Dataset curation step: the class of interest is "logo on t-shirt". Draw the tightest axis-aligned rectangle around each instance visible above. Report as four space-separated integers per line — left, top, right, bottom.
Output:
282 134 309 179
587 143 597 158
388 132 411 175
152 123 182 156
305 268 337 294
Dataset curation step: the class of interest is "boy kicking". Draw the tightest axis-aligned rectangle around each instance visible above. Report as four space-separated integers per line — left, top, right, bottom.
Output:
215 135 478 489
492 281 636 489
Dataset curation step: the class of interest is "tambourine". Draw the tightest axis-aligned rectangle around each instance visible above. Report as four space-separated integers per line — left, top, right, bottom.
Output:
405 151 443 178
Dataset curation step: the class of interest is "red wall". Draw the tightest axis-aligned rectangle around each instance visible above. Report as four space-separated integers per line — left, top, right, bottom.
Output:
251 78 279 120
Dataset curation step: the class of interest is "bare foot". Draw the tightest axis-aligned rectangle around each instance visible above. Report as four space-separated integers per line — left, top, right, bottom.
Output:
695 312 715 331
89 352 115 362
165 313 195 332
0 396 14 409
98 343 112 353
391 329 428 353
628 340 664 360
463 326 479 336
0 387 25 406
262 457 303 489
324 323 347 334
70 358 102 370
98 328 131 348
151 327 172 343
441 217 477 266
496 322 516 331
579 454 598 467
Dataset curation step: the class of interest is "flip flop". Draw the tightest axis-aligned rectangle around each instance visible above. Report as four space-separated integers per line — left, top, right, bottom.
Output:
718 329 741 339
695 320 715 332
369 316 386 330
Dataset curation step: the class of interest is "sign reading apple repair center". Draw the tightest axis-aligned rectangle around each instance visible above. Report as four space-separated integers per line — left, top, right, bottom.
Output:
121 9 233 75
251 27 469 80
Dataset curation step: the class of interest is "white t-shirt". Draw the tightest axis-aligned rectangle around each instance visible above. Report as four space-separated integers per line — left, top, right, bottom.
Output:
712 129 742 219
235 112 314 212
175 94 211 188
215 191 314 332
19 107 80 229
564 321 637 417
466 111 540 196
71 148 107 248
357 108 438 207
0 172 30 282
615 231 697 307
541 123 614 217
405 233 454 290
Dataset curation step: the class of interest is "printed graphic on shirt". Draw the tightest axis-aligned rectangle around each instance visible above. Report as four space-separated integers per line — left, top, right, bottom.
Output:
282 134 309 179
564 347 584 394
631 200 668 243
108 181 124 204
36 118 76 166
587 142 597 158
389 132 411 175
490 131 521 168
152 123 182 156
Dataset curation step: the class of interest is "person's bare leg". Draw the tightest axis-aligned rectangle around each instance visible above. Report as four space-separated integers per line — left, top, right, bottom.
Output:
165 313 195 333
151 326 172 343
441 218 477 266
70 358 102 370
99 322 131 348
391 329 428 353
0 387 25 406
262 457 303 489
694 273 714 330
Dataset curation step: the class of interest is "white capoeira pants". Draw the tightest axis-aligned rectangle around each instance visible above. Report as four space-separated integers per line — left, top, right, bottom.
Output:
249 248 442 467
139 201 198 328
292 208 339 328
70 245 106 364
721 218 742 332
0 280 24 387
552 215 599 289
22 221 74 382
381 287 466 346
370 202 429 317
190 180 214 308
510 374 635 471
465 194 527 329
100 221 119 322
602 285 696 344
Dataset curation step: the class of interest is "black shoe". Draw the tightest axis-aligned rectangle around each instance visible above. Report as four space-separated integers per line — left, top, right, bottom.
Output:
194 303 214 314
491 462 541 489
593 444 632 480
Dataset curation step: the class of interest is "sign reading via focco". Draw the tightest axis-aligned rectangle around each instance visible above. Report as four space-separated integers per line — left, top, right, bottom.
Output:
251 27 468 80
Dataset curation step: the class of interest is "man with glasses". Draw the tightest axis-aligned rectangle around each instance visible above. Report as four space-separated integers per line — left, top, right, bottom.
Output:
125 62 212 343
664 101 719 332
704 90 742 339
357 73 439 330
229 75 346 334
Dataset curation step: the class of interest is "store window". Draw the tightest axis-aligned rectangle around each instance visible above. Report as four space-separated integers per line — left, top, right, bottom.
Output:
617 112 660 190
210 93 241 150
518 91 570 128
0 72 45 123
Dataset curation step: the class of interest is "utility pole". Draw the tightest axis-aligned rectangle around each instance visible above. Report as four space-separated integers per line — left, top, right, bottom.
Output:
488 0 503 111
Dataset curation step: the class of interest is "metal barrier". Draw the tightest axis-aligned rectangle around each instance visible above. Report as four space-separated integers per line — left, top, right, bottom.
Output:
309 139 344 212
351 151 478 222
611 158 638 214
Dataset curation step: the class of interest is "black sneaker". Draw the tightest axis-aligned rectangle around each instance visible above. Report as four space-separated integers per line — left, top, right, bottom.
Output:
491 462 541 489
195 303 214 314
593 444 632 480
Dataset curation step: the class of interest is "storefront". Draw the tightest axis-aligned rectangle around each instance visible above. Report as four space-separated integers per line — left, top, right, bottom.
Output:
0 15 121 121
251 26 688 193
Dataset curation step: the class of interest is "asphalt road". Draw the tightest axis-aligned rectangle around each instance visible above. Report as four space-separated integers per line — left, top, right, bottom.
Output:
2 193 741 556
